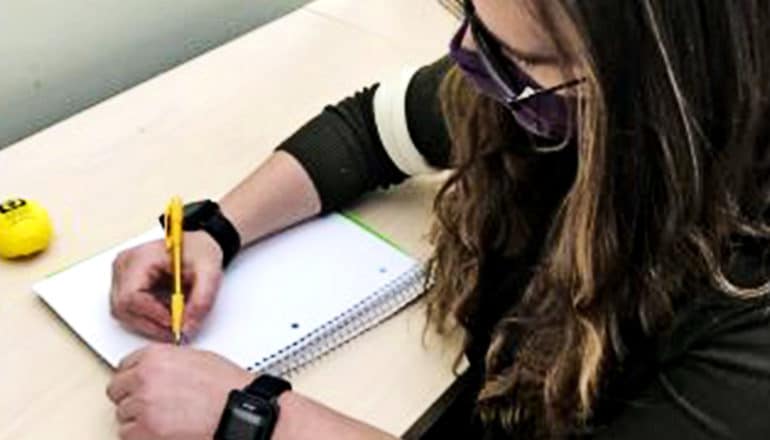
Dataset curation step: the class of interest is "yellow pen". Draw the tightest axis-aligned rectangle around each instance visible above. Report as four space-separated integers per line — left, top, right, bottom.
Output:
164 196 185 345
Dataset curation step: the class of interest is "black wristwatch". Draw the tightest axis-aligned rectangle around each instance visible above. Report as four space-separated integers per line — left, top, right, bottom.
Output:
158 199 241 268
214 374 292 440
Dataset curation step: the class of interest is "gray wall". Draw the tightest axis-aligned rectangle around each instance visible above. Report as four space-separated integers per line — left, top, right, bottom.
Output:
0 0 311 149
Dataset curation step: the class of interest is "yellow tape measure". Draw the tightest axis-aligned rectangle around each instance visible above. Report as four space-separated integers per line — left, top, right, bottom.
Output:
0 198 53 259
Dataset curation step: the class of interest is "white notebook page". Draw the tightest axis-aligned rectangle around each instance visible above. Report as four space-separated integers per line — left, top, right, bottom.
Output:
34 214 416 368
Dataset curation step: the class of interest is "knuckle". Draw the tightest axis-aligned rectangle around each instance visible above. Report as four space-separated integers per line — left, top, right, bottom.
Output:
113 252 126 269
110 304 128 322
106 379 121 396
130 396 148 418
182 322 200 337
110 306 129 323
114 249 134 267
210 270 224 287
116 403 128 420
192 298 213 315
116 295 133 314
208 268 224 282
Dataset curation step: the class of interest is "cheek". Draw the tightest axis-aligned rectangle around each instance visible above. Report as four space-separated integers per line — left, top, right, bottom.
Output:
527 64 573 89
461 25 479 51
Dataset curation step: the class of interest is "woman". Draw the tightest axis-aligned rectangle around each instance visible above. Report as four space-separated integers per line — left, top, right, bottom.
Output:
107 0 770 438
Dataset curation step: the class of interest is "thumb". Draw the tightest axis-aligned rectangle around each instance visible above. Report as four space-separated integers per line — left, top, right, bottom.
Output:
182 265 223 336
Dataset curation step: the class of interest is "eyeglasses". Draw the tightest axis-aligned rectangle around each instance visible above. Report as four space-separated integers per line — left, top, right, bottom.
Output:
462 0 584 108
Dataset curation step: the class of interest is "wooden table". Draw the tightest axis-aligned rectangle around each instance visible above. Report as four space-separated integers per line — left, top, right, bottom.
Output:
0 1 465 438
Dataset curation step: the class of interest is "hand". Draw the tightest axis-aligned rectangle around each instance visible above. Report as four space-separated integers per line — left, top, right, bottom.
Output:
110 231 224 341
106 344 254 440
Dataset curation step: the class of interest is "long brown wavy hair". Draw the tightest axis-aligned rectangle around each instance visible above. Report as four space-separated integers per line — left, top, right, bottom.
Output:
426 0 770 436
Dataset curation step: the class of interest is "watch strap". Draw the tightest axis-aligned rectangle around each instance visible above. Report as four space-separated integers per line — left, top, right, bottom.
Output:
158 200 242 269
198 205 241 268
245 374 292 402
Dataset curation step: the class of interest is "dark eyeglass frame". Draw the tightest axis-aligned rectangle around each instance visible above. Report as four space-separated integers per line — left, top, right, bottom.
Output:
462 0 584 107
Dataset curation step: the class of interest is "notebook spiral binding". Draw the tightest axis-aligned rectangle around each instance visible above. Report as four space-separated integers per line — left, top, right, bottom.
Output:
252 264 426 378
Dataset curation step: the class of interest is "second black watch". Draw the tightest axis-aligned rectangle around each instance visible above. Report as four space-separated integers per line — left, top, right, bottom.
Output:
214 374 292 440
159 199 241 268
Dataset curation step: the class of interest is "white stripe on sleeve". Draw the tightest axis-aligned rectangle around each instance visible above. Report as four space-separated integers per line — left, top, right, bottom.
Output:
373 66 439 176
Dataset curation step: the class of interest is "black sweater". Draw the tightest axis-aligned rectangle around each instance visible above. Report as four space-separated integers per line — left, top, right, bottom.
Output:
277 57 770 439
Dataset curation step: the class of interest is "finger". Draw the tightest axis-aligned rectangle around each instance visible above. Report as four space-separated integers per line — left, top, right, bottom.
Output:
118 420 151 440
110 254 128 319
107 369 140 404
113 241 170 292
116 395 143 423
127 291 171 328
111 244 172 325
117 346 150 371
121 312 172 342
112 289 171 333
183 267 222 335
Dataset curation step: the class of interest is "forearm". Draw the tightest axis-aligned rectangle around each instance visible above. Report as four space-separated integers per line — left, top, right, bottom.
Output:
219 151 321 246
274 391 397 440
219 56 453 246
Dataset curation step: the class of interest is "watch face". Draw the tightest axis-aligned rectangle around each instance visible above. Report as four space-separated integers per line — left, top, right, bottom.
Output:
223 408 268 439
215 391 276 440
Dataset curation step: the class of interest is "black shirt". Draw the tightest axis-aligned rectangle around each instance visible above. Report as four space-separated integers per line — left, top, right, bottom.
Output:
276 57 770 438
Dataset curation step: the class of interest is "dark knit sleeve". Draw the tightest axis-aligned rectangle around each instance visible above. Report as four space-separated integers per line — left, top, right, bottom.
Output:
276 56 453 213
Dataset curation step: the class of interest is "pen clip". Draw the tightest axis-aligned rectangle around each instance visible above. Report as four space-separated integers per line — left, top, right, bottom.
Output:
163 203 173 250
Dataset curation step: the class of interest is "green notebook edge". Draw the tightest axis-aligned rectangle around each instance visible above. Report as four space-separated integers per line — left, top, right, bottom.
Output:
340 211 408 255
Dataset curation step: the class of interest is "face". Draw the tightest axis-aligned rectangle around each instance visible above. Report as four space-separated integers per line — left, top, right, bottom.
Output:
463 0 580 89
449 0 585 144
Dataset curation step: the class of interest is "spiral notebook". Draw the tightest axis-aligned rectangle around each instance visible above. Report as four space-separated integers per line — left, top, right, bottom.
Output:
34 214 425 376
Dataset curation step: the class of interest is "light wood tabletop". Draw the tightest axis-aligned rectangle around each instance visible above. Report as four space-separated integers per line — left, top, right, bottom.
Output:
0 1 465 438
